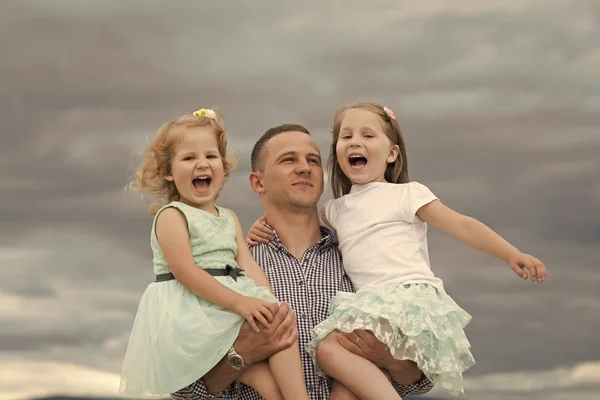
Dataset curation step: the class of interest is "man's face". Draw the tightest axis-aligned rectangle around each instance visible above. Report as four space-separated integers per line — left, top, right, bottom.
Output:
252 131 324 211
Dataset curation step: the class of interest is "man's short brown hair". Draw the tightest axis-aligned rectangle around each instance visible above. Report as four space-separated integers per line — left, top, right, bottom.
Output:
250 124 311 172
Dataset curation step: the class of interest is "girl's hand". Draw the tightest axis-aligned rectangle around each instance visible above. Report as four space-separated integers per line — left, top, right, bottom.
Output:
246 216 273 246
508 252 546 282
233 297 278 332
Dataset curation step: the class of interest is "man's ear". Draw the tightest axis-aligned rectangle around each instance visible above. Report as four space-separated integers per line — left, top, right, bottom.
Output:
249 172 265 194
164 175 174 182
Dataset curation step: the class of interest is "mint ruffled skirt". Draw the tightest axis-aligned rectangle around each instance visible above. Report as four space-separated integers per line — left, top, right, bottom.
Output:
306 283 475 396
119 276 278 397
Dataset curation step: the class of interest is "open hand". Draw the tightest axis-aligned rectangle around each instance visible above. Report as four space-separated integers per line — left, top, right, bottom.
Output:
233 297 278 332
508 252 546 282
235 302 298 364
246 216 274 246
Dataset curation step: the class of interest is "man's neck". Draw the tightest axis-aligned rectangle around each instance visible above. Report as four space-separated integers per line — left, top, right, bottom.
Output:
264 206 322 260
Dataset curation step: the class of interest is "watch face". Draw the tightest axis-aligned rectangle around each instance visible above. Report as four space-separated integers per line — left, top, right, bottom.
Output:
230 355 244 369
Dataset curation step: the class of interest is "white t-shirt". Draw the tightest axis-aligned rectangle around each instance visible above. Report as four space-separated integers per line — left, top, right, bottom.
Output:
321 181 444 292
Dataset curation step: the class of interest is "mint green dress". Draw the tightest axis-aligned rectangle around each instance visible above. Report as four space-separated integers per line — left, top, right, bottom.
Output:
119 202 278 396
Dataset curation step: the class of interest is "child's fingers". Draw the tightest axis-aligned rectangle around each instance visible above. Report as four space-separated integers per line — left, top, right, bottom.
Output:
252 226 273 241
253 311 270 328
255 231 272 242
257 223 272 235
246 237 259 246
523 258 537 281
509 261 528 280
260 305 274 322
530 256 546 282
264 302 279 316
247 317 260 333
247 232 270 244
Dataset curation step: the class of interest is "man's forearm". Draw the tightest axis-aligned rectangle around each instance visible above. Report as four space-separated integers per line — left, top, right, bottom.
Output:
203 356 242 394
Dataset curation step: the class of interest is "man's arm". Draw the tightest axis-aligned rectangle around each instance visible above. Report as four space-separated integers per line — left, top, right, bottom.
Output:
337 330 433 396
203 302 298 394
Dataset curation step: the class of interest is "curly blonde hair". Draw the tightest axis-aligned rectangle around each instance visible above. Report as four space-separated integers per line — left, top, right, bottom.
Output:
329 101 409 198
130 110 238 214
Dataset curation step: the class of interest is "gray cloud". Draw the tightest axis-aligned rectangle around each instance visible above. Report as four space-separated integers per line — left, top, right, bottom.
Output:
1 0 599 394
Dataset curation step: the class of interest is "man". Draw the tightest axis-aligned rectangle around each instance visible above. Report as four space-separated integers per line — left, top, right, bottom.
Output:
171 124 433 399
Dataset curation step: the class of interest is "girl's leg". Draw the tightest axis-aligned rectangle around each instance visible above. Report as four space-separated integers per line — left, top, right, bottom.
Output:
239 361 283 400
268 339 310 400
316 332 402 400
330 380 360 400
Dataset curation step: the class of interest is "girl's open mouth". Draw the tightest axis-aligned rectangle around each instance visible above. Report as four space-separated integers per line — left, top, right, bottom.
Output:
192 176 212 191
349 155 367 168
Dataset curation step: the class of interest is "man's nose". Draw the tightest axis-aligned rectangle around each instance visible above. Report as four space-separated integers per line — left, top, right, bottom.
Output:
295 159 311 174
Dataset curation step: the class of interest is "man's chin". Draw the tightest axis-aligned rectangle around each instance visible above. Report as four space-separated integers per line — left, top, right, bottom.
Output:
287 194 319 209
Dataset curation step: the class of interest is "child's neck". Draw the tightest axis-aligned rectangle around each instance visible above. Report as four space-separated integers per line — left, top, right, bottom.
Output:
264 206 322 260
180 198 219 216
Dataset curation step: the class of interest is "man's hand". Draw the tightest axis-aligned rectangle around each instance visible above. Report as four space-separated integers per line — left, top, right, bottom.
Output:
338 329 392 368
235 302 298 365
203 302 297 394
338 329 424 385
232 296 278 332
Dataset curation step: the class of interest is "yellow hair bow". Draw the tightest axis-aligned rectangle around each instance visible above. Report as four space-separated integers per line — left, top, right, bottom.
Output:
193 108 217 119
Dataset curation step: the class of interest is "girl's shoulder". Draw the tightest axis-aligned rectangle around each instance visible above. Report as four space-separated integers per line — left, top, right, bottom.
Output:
152 201 189 219
397 181 432 192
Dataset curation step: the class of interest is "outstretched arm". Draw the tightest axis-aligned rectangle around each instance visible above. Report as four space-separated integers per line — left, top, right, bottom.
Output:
416 200 546 282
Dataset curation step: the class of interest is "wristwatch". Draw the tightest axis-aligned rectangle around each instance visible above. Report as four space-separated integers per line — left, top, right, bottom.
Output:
227 346 247 371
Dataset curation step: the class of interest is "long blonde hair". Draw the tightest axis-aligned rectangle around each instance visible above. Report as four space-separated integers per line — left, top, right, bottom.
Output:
130 110 237 214
329 101 409 198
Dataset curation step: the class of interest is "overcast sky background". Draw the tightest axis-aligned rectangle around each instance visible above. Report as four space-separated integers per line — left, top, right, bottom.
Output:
1 1 599 399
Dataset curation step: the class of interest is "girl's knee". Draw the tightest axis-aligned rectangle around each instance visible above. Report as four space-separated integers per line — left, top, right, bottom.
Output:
315 333 342 366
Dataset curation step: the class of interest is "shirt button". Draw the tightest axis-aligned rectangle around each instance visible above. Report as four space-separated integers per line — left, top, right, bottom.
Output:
298 280 305 286
307 384 314 392
300 312 308 319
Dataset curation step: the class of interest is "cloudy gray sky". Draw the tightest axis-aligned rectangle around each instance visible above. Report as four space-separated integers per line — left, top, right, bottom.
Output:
1 0 599 399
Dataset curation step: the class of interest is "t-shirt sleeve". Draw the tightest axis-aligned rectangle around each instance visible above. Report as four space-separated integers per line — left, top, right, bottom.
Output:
399 182 438 223
319 199 337 232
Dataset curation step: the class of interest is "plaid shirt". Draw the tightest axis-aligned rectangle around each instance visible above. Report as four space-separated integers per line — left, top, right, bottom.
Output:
172 227 433 399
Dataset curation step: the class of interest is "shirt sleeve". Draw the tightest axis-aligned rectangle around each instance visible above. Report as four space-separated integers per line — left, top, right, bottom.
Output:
399 182 438 223
392 375 434 397
170 378 236 400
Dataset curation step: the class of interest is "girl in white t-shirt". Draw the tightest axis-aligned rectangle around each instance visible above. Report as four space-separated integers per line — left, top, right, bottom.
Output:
248 101 546 399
